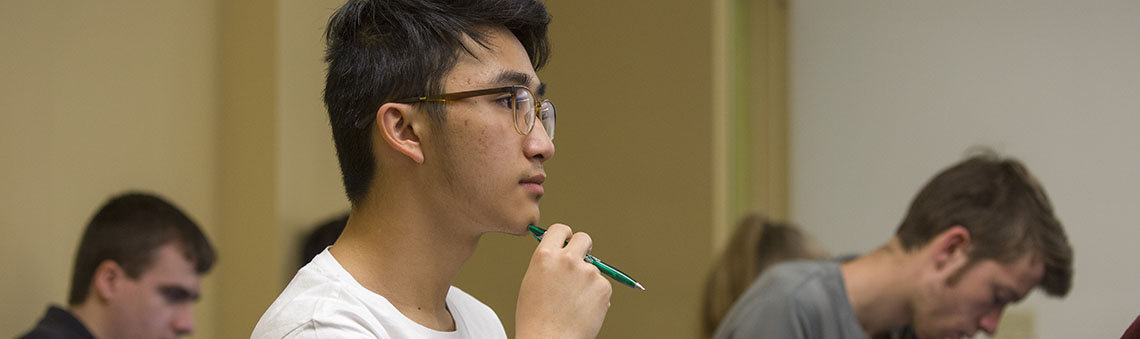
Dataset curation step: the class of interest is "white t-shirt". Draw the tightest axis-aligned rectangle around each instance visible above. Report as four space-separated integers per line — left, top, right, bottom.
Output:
251 248 507 339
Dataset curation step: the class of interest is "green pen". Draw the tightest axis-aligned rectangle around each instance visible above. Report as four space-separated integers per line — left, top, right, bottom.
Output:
527 225 646 291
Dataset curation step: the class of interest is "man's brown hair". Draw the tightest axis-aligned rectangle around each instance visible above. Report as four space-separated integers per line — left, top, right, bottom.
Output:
895 151 1073 296
68 191 216 305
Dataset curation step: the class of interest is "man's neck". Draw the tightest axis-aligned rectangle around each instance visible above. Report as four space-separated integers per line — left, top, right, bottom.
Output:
329 199 482 331
68 303 106 338
841 237 919 337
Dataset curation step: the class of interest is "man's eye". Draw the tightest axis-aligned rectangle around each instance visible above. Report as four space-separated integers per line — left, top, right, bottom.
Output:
993 293 1008 306
495 96 514 109
160 287 193 303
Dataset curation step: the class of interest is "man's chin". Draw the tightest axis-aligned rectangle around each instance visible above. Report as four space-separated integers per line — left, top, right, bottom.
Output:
496 218 536 236
511 226 532 236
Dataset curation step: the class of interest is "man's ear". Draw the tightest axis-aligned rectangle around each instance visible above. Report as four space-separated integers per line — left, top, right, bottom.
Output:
375 102 425 164
91 260 125 302
929 225 972 274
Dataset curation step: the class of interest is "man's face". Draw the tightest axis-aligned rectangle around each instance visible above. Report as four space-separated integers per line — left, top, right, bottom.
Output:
107 243 200 339
419 26 555 235
913 254 1044 339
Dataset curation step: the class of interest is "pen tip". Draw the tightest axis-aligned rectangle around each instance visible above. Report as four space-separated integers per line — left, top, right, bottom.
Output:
634 283 645 291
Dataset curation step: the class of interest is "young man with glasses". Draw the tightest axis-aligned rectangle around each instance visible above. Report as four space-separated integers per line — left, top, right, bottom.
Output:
252 1 610 338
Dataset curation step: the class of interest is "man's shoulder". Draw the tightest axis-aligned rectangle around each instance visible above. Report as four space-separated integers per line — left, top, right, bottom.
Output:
760 260 852 312
712 260 852 339
252 284 506 339
253 255 381 338
446 286 507 337
253 257 505 339
19 306 94 339
445 286 493 312
19 328 72 339
762 260 842 293
727 260 842 314
252 275 397 338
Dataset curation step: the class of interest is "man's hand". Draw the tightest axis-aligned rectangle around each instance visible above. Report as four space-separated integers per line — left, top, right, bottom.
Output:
516 223 613 339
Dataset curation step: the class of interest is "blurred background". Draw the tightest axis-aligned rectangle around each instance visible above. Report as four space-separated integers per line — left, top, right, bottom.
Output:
1 1 1137 338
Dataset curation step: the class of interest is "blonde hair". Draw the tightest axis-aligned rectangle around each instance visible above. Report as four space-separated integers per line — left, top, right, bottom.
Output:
702 213 827 338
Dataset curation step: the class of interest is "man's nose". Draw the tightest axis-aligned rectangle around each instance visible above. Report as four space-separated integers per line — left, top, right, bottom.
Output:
978 307 1004 335
524 122 555 162
173 305 195 335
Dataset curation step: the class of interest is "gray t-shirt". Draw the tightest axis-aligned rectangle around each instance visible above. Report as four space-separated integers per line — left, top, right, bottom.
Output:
712 260 867 339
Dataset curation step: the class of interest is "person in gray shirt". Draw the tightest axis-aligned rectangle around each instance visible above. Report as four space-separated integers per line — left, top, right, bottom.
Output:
714 152 1074 339
715 260 865 339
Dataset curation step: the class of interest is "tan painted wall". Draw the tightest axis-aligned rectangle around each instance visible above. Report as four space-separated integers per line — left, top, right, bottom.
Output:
276 0 352 279
214 0 281 337
2 1 723 338
0 2 220 338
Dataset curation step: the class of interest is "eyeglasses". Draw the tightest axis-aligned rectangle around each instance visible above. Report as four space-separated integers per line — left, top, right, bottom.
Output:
355 85 556 140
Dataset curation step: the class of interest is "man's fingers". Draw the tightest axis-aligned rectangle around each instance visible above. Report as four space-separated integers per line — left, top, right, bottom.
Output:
564 231 593 259
537 223 572 250
535 224 596 268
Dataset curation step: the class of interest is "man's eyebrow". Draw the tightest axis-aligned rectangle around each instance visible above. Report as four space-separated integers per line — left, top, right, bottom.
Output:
159 285 200 302
493 71 544 94
493 70 531 86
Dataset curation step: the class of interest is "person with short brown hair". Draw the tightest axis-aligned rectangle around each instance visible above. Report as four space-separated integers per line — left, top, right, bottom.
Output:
20 192 216 339
714 152 1074 339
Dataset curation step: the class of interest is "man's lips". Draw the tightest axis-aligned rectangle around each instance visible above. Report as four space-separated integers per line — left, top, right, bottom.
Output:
520 173 546 195
521 173 546 185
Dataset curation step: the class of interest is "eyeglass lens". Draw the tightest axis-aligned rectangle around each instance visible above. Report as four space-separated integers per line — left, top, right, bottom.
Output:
511 87 556 140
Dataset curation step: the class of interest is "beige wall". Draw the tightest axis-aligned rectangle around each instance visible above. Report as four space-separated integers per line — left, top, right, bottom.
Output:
790 1 1140 338
276 0 351 279
0 1 220 337
2 1 728 338
215 0 280 337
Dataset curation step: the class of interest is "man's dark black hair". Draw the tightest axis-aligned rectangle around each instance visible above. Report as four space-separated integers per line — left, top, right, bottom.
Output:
68 192 217 305
324 0 552 205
